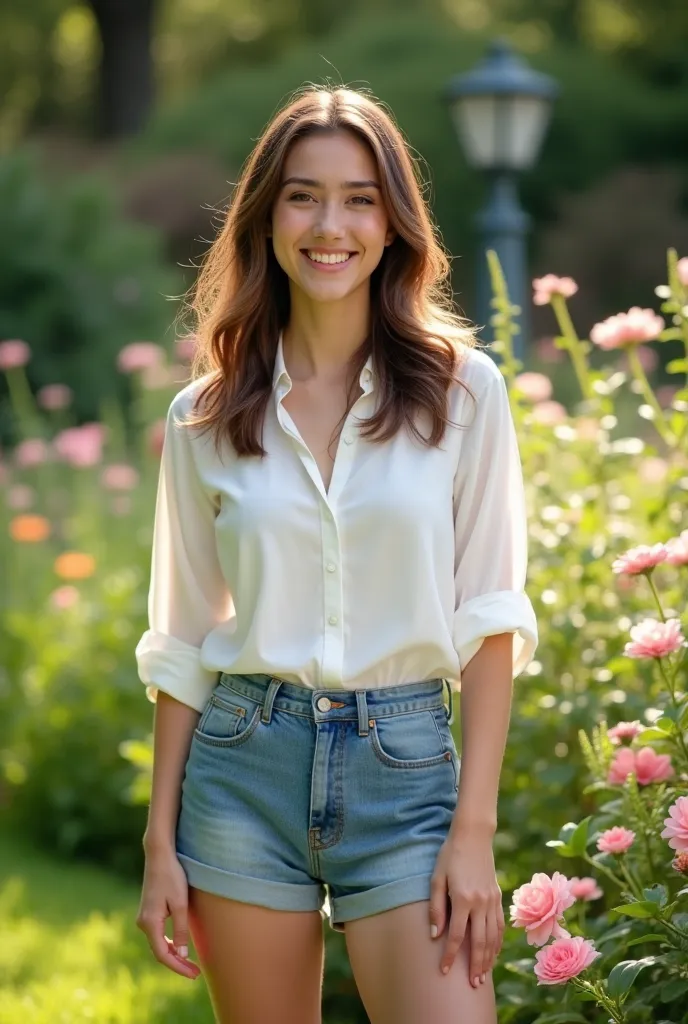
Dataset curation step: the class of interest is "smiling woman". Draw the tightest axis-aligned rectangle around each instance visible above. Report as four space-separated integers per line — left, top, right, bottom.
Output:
135 83 537 1024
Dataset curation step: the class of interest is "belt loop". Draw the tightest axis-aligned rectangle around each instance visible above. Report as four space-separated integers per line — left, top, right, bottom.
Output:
444 678 455 726
355 690 369 736
261 677 283 724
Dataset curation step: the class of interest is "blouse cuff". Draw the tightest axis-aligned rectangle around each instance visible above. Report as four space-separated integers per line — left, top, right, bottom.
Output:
135 629 219 713
452 590 538 678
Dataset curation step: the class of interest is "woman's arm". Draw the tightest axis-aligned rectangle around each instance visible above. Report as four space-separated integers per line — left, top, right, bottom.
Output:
448 631 513 840
143 692 200 852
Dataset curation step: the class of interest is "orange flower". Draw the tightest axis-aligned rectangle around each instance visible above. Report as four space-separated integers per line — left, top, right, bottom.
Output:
54 551 96 580
9 514 51 542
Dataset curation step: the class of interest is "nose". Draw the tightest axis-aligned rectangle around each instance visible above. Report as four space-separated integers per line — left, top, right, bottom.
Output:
314 199 345 239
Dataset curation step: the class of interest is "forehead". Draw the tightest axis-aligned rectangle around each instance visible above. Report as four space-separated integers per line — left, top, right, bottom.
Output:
283 130 378 178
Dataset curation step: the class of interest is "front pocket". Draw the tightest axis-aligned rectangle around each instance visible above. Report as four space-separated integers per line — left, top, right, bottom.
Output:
194 691 262 748
369 708 454 769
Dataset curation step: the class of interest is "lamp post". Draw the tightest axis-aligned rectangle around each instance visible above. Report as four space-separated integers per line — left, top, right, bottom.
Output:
445 39 559 362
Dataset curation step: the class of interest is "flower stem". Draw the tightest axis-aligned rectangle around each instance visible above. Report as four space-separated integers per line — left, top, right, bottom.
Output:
626 346 675 446
645 572 667 622
550 295 595 402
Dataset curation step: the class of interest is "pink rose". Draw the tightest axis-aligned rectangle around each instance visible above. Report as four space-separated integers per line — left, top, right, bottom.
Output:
14 438 50 468
509 871 576 947
611 543 667 576
532 275 578 306
590 307 664 350
100 463 139 491
567 877 603 901
608 746 674 786
672 852 688 875
53 424 106 468
597 826 636 854
607 720 644 745
660 795 688 854
514 372 553 403
117 341 165 374
531 400 567 426
677 257 688 287
665 530 688 566
534 936 601 986
37 383 73 410
0 339 31 369
624 618 684 659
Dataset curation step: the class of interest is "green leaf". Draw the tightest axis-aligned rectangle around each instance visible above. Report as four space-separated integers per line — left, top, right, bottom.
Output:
610 901 659 919
655 717 676 734
638 727 672 742
558 821 579 844
625 933 669 948
676 886 688 898
643 885 668 907
661 978 688 1001
596 923 632 945
568 816 592 858
606 957 659 1000
666 358 688 374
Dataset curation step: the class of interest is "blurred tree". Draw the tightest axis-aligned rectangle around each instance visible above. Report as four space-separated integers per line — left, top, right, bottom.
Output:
88 0 156 137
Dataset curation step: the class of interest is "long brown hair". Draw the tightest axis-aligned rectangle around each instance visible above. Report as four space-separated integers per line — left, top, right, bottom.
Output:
179 84 480 456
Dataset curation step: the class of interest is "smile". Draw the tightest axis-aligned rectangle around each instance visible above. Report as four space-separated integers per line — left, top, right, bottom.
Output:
300 250 357 271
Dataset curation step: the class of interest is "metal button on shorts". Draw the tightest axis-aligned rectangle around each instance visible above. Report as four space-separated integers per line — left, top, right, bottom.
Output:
316 696 332 711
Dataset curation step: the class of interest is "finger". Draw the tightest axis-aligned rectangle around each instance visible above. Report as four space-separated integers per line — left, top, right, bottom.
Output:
142 915 200 979
170 901 192 962
481 908 499 977
429 874 448 939
440 903 468 975
468 910 488 987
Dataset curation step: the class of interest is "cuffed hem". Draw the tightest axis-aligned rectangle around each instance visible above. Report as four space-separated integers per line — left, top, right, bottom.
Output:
135 629 220 713
453 590 538 678
177 852 325 914
329 873 433 932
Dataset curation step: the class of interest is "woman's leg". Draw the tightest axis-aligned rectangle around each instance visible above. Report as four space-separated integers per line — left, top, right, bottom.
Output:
344 899 497 1024
188 887 325 1024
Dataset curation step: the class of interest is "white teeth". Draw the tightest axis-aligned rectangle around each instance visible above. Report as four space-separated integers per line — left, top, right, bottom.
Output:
306 251 352 264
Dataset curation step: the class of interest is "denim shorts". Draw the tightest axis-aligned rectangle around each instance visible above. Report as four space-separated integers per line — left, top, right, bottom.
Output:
176 672 460 932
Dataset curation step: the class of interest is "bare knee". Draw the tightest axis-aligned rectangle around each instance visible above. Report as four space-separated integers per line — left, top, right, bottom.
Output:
188 887 324 1024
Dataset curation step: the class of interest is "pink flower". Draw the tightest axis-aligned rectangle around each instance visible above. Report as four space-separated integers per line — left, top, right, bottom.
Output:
147 419 166 459
514 372 553 403
607 720 644 745
6 484 35 510
535 335 566 364
0 339 31 369
665 530 688 566
677 257 688 287
656 384 679 409
620 345 658 373
14 438 50 468
590 307 664 350
49 585 79 610
509 871 576 947
100 463 139 490
624 618 684 659
175 335 197 362
608 746 674 786
567 877 603 901
37 383 73 410
533 275 578 306
612 543 667 576
672 852 688 875
597 826 636 854
534 936 601 986
660 796 688 853
116 341 165 374
531 400 567 426
53 424 106 468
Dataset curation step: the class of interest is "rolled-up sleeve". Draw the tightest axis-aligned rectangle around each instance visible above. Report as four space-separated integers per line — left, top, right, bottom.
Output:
135 394 233 712
451 363 538 678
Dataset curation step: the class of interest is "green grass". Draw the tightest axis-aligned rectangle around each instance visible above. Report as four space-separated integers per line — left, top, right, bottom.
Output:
0 830 214 1023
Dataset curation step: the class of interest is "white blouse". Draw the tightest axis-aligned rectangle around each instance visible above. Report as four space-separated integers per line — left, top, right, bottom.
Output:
135 332 538 713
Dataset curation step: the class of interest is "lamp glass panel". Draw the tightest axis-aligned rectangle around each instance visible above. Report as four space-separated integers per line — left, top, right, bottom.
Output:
451 94 551 170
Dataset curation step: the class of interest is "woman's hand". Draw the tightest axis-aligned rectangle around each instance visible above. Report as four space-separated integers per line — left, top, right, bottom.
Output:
136 843 202 980
429 830 505 986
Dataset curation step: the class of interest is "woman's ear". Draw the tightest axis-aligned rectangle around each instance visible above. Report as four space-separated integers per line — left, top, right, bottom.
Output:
385 227 396 246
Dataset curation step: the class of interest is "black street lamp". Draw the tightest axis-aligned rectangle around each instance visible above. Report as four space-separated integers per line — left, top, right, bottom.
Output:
445 38 559 361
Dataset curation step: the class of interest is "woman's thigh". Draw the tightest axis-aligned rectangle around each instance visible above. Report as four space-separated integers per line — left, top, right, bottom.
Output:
188 887 325 1024
344 900 497 1024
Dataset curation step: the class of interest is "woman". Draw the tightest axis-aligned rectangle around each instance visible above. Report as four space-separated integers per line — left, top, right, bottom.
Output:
135 84 538 1024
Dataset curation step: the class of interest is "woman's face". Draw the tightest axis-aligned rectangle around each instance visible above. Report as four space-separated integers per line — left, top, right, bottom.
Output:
270 129 395 303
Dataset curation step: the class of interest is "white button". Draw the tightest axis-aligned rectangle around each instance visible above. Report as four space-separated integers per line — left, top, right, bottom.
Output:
328 615 338 625
343 436 353 445
326 562 336 573
317 696 332 712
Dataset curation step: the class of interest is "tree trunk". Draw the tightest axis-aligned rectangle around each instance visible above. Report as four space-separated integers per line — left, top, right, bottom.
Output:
88 0 156 139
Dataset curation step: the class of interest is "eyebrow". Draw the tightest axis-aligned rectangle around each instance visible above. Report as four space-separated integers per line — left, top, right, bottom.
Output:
281 176 381 190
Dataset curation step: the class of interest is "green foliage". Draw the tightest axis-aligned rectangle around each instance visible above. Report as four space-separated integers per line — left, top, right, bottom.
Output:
0 146 180 443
